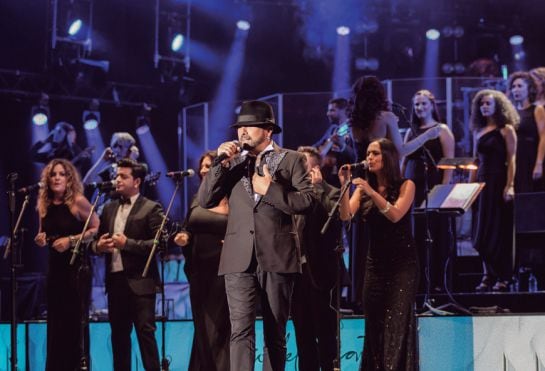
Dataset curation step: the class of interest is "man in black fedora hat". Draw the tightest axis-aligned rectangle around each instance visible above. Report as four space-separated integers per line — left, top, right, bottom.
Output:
198 100 315 370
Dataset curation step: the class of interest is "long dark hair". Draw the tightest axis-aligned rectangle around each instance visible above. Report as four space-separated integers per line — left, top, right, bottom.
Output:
507 71 538 103
349 76 389 131
361 138 402 216
198 150 217 180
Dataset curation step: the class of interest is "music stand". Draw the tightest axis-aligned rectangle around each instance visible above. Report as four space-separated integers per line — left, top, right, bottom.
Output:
415 178 484 315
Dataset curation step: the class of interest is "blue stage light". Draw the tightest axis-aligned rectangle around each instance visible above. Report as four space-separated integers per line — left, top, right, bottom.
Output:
68 19 83 36
171 34 184 52
32 112 48 126
236 20 250 31
336 26 350 36
426 29 440 41
509 35 524 46
83 111 99 130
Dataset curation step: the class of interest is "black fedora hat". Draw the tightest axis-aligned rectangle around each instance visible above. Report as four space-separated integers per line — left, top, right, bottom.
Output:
231 100 282 134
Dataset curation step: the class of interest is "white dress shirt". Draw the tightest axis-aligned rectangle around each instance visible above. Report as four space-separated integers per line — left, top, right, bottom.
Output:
110 193 139 272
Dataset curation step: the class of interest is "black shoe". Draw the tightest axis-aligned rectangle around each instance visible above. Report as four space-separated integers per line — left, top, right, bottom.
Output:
475 276 492 292
492 281 509 292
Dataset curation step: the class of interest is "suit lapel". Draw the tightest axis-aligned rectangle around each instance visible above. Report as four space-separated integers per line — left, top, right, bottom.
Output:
124 195 144 234
254 144 287 207
108 201 120 233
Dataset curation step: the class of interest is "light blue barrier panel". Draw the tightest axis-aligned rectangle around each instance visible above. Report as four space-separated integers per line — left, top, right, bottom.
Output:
20 319 363 370
4 316 482 371
418 316 474 371
0 323 26 371
27 322 46 371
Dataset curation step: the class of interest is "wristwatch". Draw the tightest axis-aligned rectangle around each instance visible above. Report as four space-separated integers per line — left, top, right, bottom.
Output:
69 235 78 248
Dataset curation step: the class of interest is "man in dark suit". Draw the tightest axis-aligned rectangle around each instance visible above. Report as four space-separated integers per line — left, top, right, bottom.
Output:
95 158 162 371
291 146 343 371
198 100 315 371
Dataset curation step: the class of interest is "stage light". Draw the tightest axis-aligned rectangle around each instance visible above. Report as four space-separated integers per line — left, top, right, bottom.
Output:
509 35 524 46
237 20 250 31
68 19 83 36
426 29 440 41
136 103 152 135
336 26 350 36
82 111 99 130
355 57 379 71
31 93 50 127
441 26 453 38
453 26 464 38
171 33 184 52
32 110 49 126
442 63 454 74
454 63 466 74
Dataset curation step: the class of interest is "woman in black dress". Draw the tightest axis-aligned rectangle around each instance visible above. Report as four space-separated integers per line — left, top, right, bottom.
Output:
34 158 99 371
508 71 545 192
402 90 455 292
174 151 230 371
470 89 518 292
339 138 418 371
347 76 442 311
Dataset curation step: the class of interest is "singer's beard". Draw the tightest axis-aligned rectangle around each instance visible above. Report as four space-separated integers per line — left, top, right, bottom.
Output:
239 136 268 151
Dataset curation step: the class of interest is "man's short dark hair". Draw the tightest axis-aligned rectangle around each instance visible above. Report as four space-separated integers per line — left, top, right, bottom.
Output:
328 98 348 110
297 146 322 163
117 158 148 183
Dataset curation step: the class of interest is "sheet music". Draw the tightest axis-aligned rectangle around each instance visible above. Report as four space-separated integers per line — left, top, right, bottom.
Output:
441 183 483 211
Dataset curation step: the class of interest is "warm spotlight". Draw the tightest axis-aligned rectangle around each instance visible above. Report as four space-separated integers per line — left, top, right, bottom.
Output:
237 20 251 31
336 26 350 36
426 29 440 41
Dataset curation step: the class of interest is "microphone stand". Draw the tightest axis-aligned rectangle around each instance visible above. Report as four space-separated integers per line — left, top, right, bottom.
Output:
6 173 20 371
71 187 106 371
396 106 440 312
142 178 183 371
321 176 352 371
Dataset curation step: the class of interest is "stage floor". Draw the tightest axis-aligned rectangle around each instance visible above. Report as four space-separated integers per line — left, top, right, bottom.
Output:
2 314 545 370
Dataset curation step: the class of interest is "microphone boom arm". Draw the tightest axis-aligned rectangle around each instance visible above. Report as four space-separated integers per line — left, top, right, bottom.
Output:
142 179 181 277
321 175 352 235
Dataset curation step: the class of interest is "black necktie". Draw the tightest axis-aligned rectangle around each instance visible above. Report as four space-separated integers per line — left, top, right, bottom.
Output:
119 197 131 205
247 156 256 179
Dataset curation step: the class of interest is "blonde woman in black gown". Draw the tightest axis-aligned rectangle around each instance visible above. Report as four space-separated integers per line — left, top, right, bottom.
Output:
34 159 99 371
339 138 418 371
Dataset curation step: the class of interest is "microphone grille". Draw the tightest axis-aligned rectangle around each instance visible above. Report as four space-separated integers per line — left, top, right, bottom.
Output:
186 169 195 177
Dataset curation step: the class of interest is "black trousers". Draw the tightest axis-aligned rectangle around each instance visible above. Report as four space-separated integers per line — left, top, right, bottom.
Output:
107 272 160 371
224 269 296 371
291 263 337 371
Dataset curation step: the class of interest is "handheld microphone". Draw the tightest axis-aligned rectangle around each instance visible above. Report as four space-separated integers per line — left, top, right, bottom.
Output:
214 140 242 165
344 160 369 170
85 180 117 190
166 169 195 179
17 182 44 194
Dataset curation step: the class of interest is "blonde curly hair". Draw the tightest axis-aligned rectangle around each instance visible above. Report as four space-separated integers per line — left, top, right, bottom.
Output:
37 159 83 218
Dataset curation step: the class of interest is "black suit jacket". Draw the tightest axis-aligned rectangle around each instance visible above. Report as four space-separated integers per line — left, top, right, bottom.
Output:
97 195 163 295
198 144 315 275
295 181 341 290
